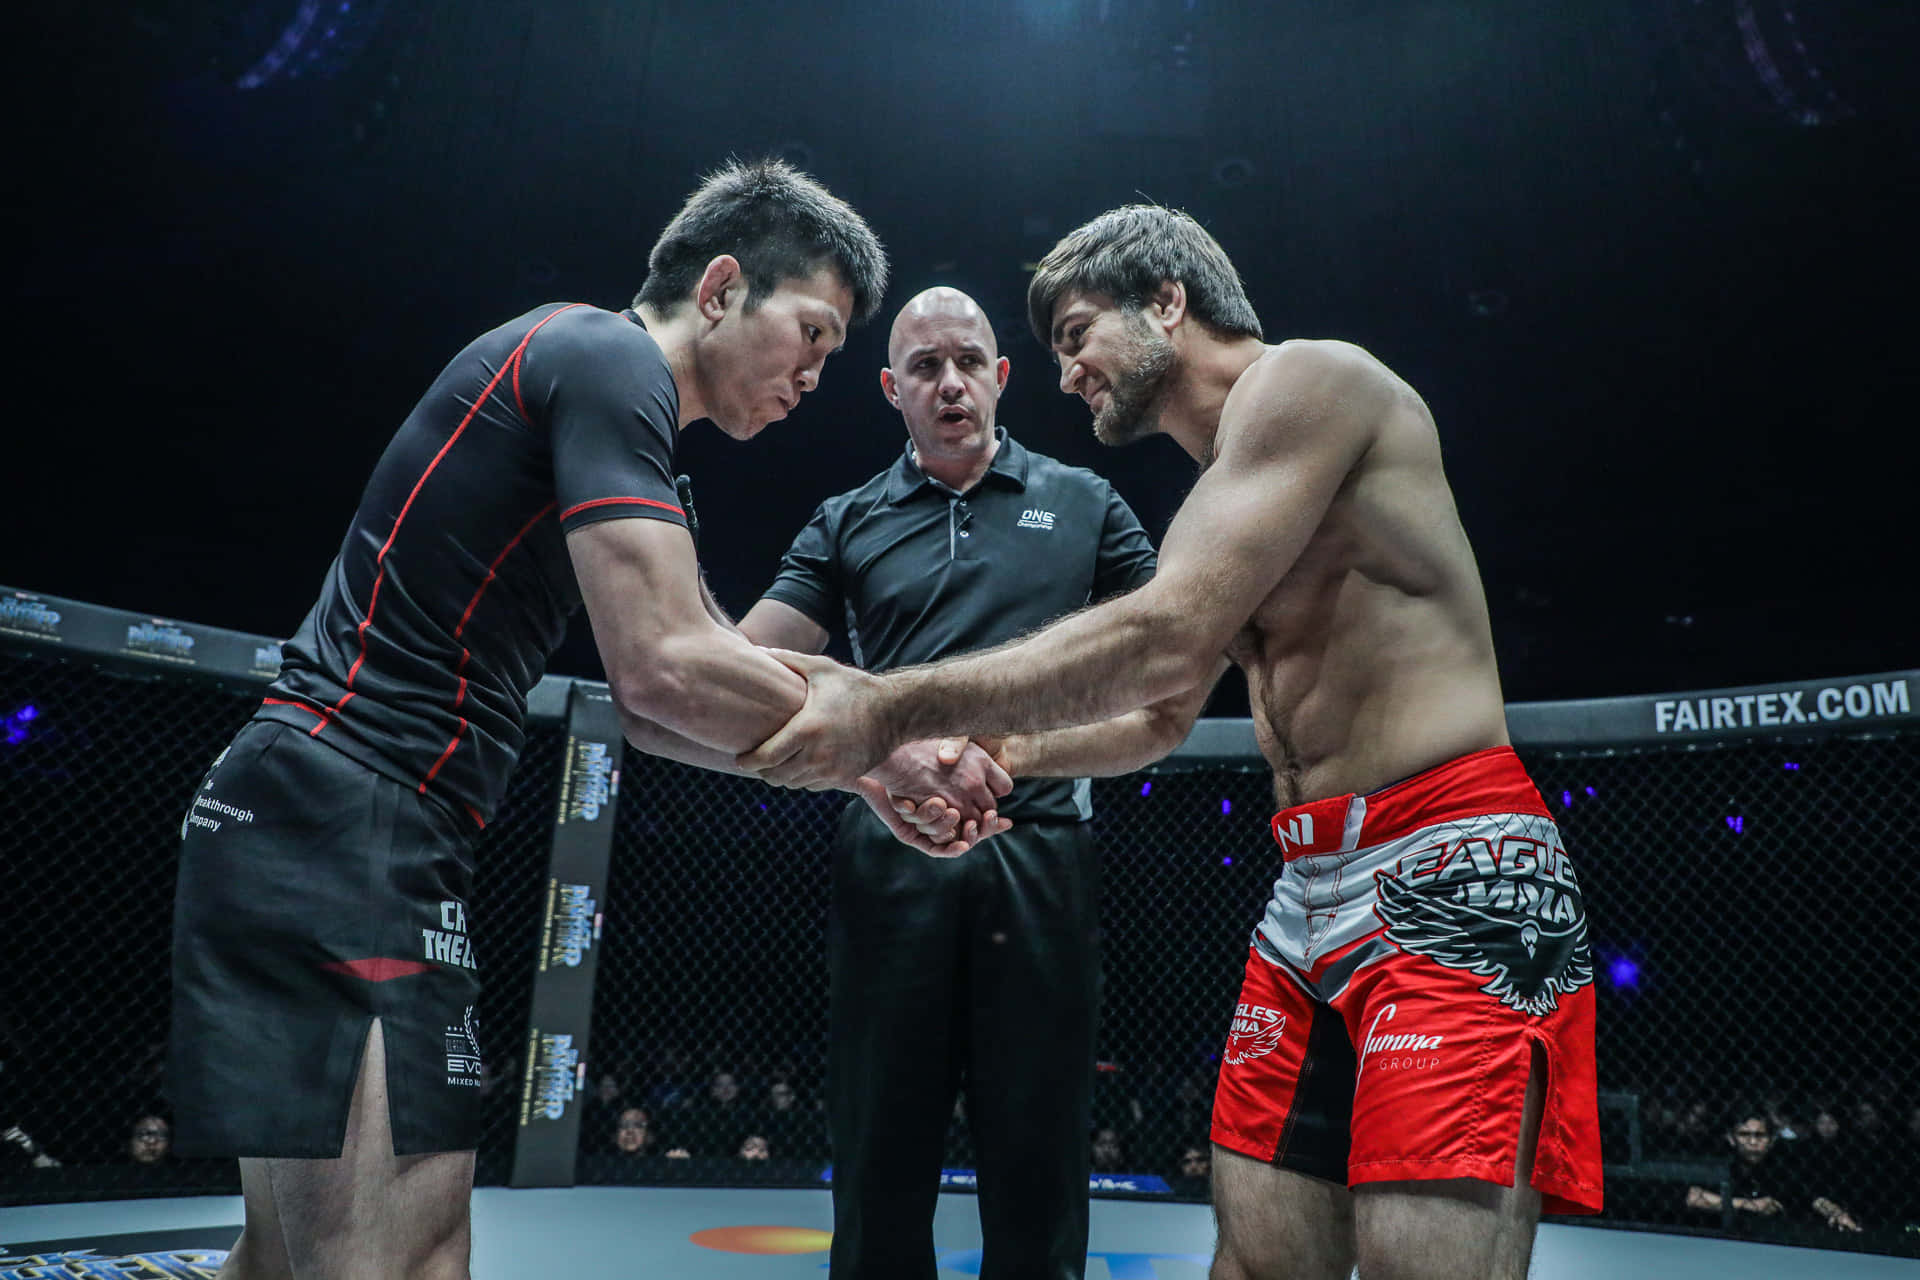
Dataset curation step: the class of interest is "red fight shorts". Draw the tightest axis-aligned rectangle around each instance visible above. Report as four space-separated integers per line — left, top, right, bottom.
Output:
1210 746 1603 1214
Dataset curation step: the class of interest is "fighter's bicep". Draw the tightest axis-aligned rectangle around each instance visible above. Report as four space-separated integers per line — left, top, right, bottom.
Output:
566 518 709 682
1152 380 1370 632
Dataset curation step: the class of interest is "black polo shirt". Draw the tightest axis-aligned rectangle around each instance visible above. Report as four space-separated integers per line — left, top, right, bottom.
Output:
762 429 1157 822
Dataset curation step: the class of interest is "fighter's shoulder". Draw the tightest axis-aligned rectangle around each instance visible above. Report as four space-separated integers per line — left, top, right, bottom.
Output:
528 303 664 362
1230 338 1395 408
1220 340 1399 449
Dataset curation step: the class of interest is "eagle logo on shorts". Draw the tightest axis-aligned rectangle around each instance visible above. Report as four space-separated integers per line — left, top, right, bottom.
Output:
1223 1003 1287 1065
1374 874 1592 1017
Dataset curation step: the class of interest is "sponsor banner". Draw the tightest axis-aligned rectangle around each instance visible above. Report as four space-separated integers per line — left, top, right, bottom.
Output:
1505 670 1918 747
817 1166 1174 1195
121 617 199 667
0 1230 236 1273
0 586 578 722
0 591 65 645
510 686 622 1188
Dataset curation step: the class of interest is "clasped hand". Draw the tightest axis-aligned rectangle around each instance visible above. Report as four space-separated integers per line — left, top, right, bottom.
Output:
741 649 1012 857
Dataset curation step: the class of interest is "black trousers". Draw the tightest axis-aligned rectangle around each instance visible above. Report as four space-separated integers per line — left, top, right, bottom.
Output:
827 804 1100 1280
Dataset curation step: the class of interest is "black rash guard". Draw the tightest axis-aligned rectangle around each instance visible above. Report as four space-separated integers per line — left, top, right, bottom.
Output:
258 303 684 827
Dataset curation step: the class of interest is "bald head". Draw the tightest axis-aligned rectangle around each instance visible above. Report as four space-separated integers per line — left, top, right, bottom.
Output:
888 287 998 368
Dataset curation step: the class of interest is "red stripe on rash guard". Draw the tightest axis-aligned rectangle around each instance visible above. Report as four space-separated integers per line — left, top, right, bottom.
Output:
455 502 556 638
320 957 436 982
262 696 327 725
324 304 585 726
419 719 468 792
420 500 557 796
559 495 684 522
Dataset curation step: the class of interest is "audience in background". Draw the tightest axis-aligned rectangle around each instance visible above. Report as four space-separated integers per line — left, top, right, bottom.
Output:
1089 1127 1126 1175
128 1114 171 1165
1169 1143 1211 1198
553 1041 1919 1246
1684 1109 1860 1235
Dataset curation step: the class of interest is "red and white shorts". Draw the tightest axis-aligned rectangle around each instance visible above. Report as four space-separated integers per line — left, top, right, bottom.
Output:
1210 746 1603 1215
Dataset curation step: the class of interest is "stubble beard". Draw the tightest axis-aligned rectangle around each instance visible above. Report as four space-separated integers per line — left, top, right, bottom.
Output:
1091 317 1176 447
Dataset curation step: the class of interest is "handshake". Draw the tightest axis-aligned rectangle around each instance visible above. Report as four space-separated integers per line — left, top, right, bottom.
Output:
736 649 1013 858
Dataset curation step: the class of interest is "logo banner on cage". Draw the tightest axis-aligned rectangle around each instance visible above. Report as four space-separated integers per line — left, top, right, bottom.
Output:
510 685 622 1189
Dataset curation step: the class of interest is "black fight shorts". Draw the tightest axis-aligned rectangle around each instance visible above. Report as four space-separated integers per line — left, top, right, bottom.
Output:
167 719 485 1158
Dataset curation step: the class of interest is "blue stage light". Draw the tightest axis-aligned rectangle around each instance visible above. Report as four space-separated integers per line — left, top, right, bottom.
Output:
1139 781 1152 797
1608 957 1640 988
1220 798 1231 816
1725 815 1744 834
1221 857 1233 867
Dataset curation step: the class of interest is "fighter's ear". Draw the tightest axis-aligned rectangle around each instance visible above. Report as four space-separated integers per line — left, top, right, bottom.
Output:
995 355 1010 392
879 366 901 408
1150 279 1188 333
695 255 745 324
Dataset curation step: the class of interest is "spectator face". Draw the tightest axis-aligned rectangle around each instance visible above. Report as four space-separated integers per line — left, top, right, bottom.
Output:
769 1082 795 1111
1851 1101 1883 1136
1179 1147 1210 1179
1727 1117 1774 1165
1091 1128 1122 1170
595 1074 623 1105
130 1116 170 1164
1813 1110 1841 1141
739 1134 770 1160
614 1108 652 1154
711 1072 740 1104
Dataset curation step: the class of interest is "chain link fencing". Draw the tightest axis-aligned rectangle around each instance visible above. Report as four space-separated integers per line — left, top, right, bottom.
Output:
2 596 1914 1259
0 646 560 1201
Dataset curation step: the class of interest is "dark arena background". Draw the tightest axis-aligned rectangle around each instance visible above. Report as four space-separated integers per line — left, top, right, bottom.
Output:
7 0 1920 1274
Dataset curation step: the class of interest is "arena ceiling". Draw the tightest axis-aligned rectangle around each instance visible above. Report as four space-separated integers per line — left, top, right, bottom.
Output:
13 0 1916 704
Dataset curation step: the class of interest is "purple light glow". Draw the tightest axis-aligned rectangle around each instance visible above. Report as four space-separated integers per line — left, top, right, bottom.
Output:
1584 786 1596 796
1222 857 1233 867
13 705 36 722
1725 815 1744 834
1783 762 1800 771
1560 790 1572 807
4 727 25 745
1220 798 1232 816
1140 782 1152 797
1608 957 1640 988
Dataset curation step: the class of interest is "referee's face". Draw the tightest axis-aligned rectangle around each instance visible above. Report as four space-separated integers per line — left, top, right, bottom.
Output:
883 299 1009 467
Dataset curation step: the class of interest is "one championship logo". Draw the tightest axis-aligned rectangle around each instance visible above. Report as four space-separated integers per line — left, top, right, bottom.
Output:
1223 1002 1286 1065
1374 832 1593 1017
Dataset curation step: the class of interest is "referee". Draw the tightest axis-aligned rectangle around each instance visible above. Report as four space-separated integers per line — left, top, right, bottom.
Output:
739 288 1205 1279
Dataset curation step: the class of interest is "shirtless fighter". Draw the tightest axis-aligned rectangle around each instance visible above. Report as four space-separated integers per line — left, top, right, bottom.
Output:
741 205 1602 1280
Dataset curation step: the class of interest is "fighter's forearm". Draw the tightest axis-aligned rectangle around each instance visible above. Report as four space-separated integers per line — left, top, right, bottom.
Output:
618 626 807 754
882 589 1209 747
1001 709 1183 779
618 709 758 775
